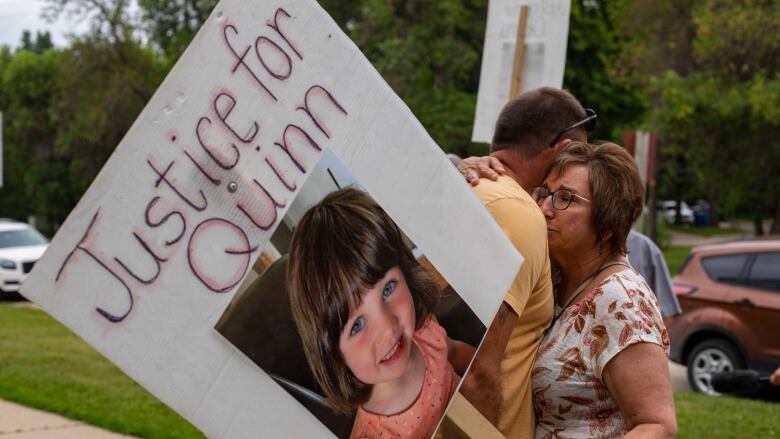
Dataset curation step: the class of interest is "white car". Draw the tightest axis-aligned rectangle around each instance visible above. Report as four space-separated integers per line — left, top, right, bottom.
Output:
660 200 695 225
0 221 48 296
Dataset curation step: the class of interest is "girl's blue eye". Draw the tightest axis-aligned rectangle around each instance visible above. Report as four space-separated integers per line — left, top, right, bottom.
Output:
382 280 396 300
350 318 365 336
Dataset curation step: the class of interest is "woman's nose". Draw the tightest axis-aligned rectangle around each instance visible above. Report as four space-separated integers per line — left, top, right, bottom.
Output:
539 194 555 218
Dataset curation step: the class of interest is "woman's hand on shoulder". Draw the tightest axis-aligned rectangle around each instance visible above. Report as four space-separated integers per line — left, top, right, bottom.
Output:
457 156 506 186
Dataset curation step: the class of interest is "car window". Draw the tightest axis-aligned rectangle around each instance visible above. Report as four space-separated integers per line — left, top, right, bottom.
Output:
0 229 48 248
701 253 748 284
747 252 780 292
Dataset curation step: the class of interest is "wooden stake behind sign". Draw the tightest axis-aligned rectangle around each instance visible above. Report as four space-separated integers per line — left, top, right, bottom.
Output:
508 5 529 100
472 1 571 143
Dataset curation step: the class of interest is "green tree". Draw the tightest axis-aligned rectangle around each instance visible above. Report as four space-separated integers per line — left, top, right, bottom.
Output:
318 0 489 157
136 0 217 61
3 0 169 228
0 47 21 219
0 49 63 228
625 0 780 232
19 31 55 54
564 0 647 143
53 37 166 192
43 0 136 45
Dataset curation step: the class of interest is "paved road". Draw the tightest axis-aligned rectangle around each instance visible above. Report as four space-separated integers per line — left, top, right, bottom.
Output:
669 361 691 392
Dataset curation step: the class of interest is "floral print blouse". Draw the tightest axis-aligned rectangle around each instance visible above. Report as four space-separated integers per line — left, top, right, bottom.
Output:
532 268 670 439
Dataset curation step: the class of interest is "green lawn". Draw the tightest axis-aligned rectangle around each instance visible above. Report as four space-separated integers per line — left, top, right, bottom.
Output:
0 302 203 439
675 391 780 438
664 245 693 275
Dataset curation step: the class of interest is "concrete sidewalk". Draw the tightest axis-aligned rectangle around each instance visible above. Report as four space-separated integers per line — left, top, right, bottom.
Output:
0 399 136 438
669 230 747 247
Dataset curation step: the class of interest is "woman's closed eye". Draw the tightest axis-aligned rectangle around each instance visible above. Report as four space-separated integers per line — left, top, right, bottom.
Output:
350 317 365 336
382 280 396 300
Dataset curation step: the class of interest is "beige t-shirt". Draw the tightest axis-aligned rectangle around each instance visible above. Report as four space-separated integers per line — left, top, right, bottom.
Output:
474 175 554 438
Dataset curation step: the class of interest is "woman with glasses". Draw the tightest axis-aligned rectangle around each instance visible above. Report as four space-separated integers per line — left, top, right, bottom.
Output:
529 141 676 438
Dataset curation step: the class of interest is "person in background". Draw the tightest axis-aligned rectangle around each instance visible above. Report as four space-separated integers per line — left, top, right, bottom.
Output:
772 368 780 386
627 230 682 319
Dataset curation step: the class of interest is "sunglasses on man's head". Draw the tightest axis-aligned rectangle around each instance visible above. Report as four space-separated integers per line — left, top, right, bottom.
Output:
548 108 598 148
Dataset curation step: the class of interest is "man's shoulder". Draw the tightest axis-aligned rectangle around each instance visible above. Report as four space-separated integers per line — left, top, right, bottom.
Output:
472 175 548 276
473 176 543 226
472 175 533 205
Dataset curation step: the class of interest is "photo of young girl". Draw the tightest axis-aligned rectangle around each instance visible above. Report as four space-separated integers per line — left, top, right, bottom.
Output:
288 188 476 439
215 149 485 438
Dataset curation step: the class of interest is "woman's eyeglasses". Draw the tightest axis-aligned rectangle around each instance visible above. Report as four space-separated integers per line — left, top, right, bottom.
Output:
549 108 598 148
531 187 591 210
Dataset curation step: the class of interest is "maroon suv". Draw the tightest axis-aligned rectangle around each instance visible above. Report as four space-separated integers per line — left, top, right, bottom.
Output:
666 240 780 394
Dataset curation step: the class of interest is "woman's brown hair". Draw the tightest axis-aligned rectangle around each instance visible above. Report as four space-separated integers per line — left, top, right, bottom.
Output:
544 141 644 256
287 187 439 413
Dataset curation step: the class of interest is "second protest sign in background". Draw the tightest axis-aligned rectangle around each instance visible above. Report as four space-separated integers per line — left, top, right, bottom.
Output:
472 0 571 143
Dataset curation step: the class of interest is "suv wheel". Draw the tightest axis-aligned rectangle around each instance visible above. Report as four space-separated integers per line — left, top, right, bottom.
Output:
687 338 745 395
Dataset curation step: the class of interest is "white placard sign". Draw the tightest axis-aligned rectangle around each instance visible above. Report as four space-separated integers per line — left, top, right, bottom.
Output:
21 1 522 437
472 0 571 143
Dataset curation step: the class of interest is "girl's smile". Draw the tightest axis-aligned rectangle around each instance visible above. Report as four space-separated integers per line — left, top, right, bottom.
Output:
380 336 404 364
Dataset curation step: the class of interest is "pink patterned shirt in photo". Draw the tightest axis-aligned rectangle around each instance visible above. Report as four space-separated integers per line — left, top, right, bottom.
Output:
532 268 670 439
350 318 458 439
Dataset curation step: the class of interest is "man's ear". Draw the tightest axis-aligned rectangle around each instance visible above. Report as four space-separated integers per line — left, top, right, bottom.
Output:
551 138 573 154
